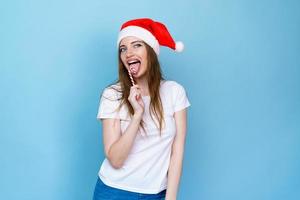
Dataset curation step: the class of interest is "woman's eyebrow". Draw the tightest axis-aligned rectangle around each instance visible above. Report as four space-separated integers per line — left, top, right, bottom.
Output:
119 40 143 48
131 40 143 44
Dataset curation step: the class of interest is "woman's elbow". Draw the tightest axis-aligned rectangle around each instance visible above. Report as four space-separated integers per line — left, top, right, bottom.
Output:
106 151 124 169
108 158 124 169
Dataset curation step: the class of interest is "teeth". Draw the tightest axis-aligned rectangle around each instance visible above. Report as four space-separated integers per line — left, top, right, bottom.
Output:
128 59 140 65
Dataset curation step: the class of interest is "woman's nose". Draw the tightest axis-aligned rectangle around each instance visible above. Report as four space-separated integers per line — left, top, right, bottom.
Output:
125 47 134 57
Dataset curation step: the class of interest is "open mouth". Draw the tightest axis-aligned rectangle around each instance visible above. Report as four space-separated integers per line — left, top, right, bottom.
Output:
127 59 141 74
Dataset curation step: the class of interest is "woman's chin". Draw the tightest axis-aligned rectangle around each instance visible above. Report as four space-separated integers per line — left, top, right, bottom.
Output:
132 71 141 77
132 72 146 80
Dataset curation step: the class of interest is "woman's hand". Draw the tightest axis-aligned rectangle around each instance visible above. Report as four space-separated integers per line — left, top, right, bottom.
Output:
128 84 144 116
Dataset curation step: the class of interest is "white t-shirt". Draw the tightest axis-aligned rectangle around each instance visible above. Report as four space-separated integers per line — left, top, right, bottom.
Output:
96 80 191 194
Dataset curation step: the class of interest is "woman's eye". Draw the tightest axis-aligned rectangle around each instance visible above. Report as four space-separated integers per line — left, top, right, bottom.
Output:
133 43 142 48
119 47 126 53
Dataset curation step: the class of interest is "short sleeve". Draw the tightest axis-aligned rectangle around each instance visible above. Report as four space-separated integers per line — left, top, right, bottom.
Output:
173 82 191 112
96 87 121 120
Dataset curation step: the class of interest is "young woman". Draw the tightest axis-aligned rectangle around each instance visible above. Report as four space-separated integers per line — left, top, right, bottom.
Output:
93 18 191 200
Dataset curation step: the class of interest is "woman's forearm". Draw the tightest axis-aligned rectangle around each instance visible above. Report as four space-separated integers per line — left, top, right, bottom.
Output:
165 142 185 200
166 108 188 200
107 113 142 168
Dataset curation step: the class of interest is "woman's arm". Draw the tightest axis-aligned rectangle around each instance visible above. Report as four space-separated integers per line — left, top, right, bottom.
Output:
165 108 188 200
102 112 143 169
102 85 144 169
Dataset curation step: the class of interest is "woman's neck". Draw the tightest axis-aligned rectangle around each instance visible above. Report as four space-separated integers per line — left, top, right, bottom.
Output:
135 78 149 96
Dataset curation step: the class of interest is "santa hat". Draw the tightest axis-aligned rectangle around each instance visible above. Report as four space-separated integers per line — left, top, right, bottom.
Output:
117 18 184 55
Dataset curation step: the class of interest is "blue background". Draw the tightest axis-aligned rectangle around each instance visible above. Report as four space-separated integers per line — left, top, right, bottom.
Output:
1 0 299 199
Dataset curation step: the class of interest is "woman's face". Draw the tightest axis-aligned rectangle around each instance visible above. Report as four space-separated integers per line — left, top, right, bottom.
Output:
119 36 148 79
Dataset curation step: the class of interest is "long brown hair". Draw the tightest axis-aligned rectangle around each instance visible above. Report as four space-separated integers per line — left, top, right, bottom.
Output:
108 42 165 135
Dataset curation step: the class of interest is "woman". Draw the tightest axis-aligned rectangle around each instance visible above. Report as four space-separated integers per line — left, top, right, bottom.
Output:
93 18 191 200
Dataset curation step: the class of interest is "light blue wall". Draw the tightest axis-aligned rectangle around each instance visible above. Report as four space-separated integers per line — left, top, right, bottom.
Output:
1 0 299 199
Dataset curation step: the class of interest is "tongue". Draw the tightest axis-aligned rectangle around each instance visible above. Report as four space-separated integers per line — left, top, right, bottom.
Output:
129 63 140 75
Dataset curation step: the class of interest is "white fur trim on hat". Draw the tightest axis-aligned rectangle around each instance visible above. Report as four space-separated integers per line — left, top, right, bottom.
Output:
117 26 160 55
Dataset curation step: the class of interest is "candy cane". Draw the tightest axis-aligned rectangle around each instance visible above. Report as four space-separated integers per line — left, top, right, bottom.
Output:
127 69 135 86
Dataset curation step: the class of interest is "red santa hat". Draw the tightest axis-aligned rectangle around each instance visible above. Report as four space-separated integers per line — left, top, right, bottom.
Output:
117 18 184 55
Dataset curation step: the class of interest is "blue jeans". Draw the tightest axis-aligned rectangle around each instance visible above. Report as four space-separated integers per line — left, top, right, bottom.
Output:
93 177 166 200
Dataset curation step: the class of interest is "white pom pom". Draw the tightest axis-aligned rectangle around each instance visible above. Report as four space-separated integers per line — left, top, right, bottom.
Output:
175 41 184 52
